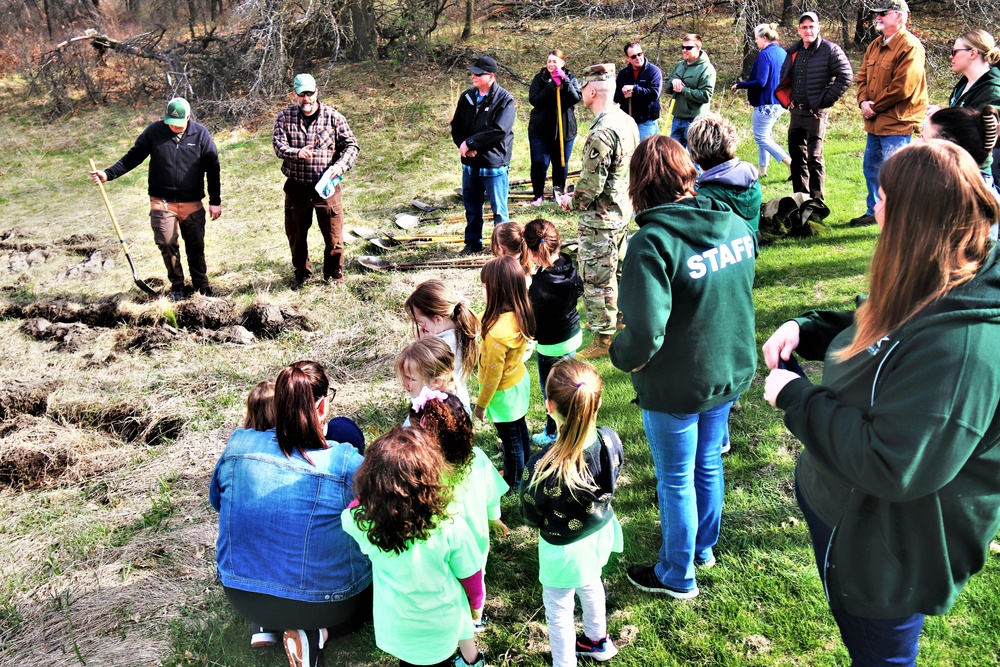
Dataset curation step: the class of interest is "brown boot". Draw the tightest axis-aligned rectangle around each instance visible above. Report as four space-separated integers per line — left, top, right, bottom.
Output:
577 334 612 359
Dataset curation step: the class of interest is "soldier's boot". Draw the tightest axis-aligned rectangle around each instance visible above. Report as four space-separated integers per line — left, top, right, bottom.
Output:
577 334 613 359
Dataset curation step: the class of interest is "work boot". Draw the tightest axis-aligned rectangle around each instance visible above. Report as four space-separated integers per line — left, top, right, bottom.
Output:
577 334 612 359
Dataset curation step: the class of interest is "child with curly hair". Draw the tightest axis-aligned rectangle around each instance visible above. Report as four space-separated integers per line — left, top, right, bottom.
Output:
343 426 486 667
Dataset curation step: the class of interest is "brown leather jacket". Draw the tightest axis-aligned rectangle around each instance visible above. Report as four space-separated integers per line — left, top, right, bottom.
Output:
856 28 928 136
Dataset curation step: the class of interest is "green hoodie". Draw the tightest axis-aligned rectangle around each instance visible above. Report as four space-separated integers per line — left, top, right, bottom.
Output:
609 197 757 413
778 247 1000 618
666 52 717 120
949 65 1000 109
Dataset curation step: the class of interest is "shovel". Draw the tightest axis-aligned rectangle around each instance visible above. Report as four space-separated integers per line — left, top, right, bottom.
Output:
410 199 459 213
394 212 467 230
88 158 158 296
358 255 489 272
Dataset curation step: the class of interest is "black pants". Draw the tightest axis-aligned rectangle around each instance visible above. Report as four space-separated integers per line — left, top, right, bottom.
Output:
788 107 828 200
495 416 530 490
223 584 371 634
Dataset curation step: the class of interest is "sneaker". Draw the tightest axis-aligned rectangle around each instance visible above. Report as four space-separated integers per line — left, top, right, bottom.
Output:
473 613 488 634
283 628 327 667
531 431 557 446
460 245 483 256
626 564 699 599
695 555 717 568
720 441 731 456
452 651 486 667
849 214 877 227
576 634 618 661
529 197 544 207
251 627 279 648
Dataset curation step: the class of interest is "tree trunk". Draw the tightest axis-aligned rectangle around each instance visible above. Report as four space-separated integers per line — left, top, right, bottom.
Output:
350 0 376 60
461 0 473 41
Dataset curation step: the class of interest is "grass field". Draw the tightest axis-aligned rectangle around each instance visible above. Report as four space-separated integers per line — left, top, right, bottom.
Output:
1 12 999 667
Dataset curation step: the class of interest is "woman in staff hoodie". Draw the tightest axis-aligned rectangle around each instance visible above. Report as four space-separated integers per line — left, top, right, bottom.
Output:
763 141 1000 665
609 136 756 600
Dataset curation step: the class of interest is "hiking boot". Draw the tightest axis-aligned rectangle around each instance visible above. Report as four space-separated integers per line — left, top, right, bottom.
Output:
531 431 557 447
577 334 612 359
460 245 484 256
849 214 877 227
291 277 307 291
283 628 327 667
576 634 618 661
626 564 699 600
168 289 185 302
452 651 486 667
196 285 215 297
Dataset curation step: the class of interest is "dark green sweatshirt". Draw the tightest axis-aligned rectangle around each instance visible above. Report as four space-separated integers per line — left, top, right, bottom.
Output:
609 197 757 413
778 246 1000 618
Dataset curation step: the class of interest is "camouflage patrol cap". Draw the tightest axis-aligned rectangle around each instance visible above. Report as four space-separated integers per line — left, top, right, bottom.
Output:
872 0 908 12
579 64 616 85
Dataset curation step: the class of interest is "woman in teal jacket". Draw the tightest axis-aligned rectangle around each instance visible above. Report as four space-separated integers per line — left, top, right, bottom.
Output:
610 136 756 599
763 141 1000 665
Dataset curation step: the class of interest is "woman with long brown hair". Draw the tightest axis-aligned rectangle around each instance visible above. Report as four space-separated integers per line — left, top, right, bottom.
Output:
609 136 757 599
763 140 1000 664
210 361 371 667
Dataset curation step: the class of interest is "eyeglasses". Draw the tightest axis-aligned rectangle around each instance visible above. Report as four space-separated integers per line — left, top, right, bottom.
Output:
628 52 644 60
874 10 895 17
681 45 697 51
296 91 316 98
951 47 973 57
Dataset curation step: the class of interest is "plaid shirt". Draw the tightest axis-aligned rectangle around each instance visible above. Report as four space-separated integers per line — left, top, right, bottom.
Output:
273 102 359 185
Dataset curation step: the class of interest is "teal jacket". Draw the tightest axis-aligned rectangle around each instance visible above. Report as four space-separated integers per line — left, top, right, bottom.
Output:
666 52 717 120
696 158 762 235
609 197 757 413
949 65 1000 109
779 246 1000 618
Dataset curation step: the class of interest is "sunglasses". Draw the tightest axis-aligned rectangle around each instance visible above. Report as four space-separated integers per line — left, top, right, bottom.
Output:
681 45 697 51
874 10 895 16
296 91 316 98
951 47 973 57
628 52 644 59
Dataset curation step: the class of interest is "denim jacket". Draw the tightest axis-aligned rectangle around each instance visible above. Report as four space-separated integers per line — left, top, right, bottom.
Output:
209 428 372 602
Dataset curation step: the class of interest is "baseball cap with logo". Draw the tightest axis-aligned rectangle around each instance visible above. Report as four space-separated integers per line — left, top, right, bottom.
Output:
872 0 908 12
468 56 498 75
799 11 820 24
579 63 617 85
164 98 191 127
293 73 317 95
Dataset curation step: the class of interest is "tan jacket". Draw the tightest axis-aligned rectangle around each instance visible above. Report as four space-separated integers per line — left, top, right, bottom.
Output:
856 28 928 136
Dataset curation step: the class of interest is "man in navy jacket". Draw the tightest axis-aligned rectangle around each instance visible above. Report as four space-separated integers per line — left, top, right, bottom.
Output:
614 42 663 140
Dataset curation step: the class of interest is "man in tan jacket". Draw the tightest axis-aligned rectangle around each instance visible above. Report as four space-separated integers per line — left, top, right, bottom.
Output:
851 0 927 227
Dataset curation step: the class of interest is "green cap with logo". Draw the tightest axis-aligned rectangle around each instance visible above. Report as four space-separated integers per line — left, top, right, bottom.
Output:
579 63 616 85
293 73 317 94
872 0 908 12
164 97 190 127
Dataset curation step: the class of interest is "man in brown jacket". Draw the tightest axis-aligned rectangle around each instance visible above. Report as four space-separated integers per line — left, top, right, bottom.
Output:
851 0 927 226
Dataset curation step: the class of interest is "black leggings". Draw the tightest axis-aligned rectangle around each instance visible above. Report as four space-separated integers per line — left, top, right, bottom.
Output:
223 584 372 635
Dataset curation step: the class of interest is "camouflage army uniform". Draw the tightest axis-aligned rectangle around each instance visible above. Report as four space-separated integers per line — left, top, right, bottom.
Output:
572 103 640 334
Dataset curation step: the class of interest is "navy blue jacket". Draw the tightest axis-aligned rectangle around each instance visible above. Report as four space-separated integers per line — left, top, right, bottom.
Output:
614 61 663 124
105 119 221 205
450 83 516 169
737 42 787 107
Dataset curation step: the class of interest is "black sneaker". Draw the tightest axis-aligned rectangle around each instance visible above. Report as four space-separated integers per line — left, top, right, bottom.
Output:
626 564 699 599
459 245 483 256
849 214 877 227
576 634 618 661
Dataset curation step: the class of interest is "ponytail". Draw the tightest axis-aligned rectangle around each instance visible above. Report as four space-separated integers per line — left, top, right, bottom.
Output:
528 359 602 497
275 360 329 460
491 221 530 275
524 218 562 269
404 280 482 379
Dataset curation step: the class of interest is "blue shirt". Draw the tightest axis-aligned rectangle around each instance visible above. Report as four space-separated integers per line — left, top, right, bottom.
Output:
210 428 372 602
737 42 787 107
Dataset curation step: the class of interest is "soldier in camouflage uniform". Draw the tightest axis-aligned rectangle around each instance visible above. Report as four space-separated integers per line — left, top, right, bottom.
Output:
559 63 640 358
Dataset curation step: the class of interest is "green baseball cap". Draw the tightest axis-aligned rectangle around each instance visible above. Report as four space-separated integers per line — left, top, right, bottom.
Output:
164 97 190 127
293 73 317 94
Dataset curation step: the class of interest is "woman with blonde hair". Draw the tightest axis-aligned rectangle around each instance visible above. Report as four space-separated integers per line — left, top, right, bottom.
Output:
763 140 1000 664
947 29 1000 179
732 23 792 177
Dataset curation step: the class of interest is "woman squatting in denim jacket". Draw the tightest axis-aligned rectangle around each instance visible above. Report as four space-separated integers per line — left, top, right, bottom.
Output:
210 360 372 667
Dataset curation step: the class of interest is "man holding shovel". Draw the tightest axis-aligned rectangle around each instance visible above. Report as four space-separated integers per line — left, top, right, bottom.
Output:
89 97 221 300
560 64 639 359
614 42 663 140
273 73 360 288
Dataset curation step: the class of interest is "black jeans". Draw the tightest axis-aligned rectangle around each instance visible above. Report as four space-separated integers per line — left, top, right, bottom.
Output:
788 107 828 200
494 417 530 489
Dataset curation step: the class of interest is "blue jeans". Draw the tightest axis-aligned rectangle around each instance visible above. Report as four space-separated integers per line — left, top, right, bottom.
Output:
462 166 510 249
642 400 733 592
863 134 911 215
637 119 659 141
495 417 530 490
528 133 574 199
796 485 924 666
536 351 573 437
752 105 790 168
670 118 693 148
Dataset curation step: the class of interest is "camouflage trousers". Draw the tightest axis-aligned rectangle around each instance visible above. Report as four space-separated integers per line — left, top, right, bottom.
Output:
577 222 628 335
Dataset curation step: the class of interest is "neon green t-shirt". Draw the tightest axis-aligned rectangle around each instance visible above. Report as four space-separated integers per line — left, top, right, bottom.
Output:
449 447 509 568
342 509 480 664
